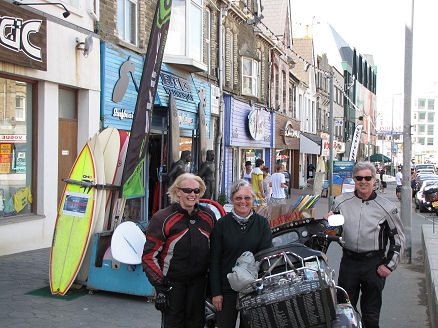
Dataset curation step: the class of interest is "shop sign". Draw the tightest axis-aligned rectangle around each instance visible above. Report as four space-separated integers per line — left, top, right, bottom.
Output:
281 120 300 144
161 71 194 102
248 108 265 141
0 1 47 71
0 135 26 143
112 107 134 120
179 112 194 126
211 85 220 115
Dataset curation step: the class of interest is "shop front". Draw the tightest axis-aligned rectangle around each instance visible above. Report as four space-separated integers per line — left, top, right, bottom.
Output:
321 133 346 161
300 132 322 187
223 95 273 198
101 42 212 218
0 2 100 255
274 114 300 190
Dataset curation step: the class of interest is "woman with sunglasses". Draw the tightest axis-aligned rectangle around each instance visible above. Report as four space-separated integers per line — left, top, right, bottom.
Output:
210 179 272 328
142 173 216 328
324 161 405 328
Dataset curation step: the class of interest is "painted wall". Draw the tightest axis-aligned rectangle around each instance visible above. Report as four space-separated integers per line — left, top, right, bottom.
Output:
0 20 101 255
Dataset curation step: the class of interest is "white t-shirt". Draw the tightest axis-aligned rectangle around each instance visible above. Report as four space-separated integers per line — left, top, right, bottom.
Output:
271 173 286 198
396 171 403 185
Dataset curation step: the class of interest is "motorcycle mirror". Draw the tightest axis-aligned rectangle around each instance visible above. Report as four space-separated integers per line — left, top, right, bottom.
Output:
328 214 345 227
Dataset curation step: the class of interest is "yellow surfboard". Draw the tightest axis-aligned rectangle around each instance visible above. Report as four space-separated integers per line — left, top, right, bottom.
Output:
50 143 98 295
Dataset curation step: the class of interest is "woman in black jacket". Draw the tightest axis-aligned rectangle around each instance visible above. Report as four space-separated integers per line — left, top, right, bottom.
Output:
210 179 272 328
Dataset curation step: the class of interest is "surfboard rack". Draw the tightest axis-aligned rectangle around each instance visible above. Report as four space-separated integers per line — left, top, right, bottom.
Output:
62 179 121 191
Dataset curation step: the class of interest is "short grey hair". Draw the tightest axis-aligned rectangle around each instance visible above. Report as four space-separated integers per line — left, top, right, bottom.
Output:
229 179 256 199
353 161 377 179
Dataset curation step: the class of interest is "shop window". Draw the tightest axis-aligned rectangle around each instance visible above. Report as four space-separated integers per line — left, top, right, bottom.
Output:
165 0 203 63
117 0 138 45
0 77 33 217
241 149 263 171
242 57 259 97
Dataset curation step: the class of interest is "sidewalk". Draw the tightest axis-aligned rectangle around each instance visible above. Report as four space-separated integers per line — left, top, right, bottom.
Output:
0 248 161 328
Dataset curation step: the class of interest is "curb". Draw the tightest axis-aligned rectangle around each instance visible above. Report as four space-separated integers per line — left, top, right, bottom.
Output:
422 224 438 328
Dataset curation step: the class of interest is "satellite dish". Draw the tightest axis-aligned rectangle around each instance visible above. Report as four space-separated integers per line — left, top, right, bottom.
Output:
111 222 146 264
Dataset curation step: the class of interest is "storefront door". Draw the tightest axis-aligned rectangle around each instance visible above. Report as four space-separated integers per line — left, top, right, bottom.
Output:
57 88 77 206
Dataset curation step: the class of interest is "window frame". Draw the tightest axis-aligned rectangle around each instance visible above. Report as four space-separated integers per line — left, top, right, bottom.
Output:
241 57 259 98
117 0 138 46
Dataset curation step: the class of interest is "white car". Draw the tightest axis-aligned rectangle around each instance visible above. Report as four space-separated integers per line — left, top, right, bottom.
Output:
415 180 438 212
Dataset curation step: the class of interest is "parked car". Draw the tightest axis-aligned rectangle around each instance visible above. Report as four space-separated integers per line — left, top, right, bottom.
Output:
416 164 436 174
415 180 438 212
423 185 438 215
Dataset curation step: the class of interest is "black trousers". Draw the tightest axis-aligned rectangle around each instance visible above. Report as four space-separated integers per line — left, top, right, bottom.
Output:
162 277 206 328
338 254 386 328
215 291 249 328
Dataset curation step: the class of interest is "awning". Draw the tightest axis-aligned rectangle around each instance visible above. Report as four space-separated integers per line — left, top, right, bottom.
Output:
300 132 321 155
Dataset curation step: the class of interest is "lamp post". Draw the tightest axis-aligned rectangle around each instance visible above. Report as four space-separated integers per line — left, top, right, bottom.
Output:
12 1 71 18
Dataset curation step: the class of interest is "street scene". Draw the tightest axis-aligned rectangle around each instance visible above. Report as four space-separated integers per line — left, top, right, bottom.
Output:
0 182 433 327
1 0 438 327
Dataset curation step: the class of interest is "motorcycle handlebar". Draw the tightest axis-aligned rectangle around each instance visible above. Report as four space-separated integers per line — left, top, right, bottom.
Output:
313 232 344 245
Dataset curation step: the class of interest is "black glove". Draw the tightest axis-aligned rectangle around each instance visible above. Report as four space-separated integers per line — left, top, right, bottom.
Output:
154 285 171 313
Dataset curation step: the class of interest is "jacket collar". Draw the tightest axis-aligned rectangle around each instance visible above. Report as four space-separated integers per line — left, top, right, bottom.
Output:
354 190 377 202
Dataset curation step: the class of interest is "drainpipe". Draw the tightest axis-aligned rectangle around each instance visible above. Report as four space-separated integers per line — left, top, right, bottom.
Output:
215 7 224 200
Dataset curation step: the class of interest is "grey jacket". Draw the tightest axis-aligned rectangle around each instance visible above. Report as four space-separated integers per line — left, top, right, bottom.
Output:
333 191 406 271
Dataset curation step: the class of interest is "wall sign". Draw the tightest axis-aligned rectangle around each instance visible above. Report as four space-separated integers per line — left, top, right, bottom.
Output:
160 71 194 102
248 108 265 141
0 1 47 70
281 120 300 144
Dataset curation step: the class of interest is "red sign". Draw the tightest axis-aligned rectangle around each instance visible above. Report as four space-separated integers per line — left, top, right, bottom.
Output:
0 135 27 143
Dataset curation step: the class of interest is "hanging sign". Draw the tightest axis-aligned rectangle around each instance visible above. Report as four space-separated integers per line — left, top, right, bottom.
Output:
349 124 363 161
248 108 265 141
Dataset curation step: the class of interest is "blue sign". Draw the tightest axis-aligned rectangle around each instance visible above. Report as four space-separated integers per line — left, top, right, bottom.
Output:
333 161 354 179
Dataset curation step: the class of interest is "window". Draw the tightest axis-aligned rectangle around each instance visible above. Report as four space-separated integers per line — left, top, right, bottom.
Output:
227 31 234 87
0 77 33 217
419 137 425 145
282 71 286 112
274 65 279 109
428 112 435 123
428 125 434 136
428 99 435 110
166 0 203 63
418 98 426 109
242 57 259 97
419 112 426 120
117 0 138 45
419 125 425 134
427 138 434 146
205 8 211 75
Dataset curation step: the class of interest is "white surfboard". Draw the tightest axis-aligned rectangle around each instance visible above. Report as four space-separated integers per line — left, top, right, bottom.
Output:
96 127 120 232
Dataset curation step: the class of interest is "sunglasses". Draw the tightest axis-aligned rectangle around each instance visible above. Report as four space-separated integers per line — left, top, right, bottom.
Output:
355 176 373 181
234 196 253 202
178 187 201 194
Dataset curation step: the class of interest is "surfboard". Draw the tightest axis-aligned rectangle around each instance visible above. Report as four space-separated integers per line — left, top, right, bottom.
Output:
96 127 121 232
76 135 105 282
109 131 129 230
50 142 98 295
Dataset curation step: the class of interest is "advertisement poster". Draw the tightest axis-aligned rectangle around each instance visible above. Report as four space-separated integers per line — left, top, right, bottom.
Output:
62 191 91 218
0 144 11 174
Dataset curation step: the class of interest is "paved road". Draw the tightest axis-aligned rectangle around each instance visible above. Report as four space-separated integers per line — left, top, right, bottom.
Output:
0 183 432 327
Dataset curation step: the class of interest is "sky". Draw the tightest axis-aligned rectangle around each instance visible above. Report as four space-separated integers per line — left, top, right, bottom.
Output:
289 0 438 128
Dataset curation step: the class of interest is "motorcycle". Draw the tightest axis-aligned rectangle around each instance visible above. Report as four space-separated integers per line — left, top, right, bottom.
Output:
205 214 362 328
423 184 438 215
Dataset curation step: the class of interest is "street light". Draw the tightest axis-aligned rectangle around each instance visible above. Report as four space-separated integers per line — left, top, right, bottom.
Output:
12 1 71 18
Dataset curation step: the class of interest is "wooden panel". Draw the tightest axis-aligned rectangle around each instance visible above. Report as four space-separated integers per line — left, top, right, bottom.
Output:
58 119 77 206
0 1 47 71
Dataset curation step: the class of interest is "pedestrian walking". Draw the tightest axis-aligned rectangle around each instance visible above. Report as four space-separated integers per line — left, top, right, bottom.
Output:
241 161 253 183
380 166 387 193
396 166 403 200
262 166 272 202
251 159 267 214
142 173 216 328
324 161 405 328
270 163 288 205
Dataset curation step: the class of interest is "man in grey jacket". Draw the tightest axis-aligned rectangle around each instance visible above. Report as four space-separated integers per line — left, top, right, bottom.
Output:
324 161 405 328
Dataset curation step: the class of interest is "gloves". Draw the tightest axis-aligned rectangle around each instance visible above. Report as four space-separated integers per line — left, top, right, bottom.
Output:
154 285 171 313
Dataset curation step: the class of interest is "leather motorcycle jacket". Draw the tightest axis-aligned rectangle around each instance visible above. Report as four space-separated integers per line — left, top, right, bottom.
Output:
332 191 405 271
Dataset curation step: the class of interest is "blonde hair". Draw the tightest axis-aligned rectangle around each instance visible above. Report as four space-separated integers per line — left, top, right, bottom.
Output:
167 173 206 203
